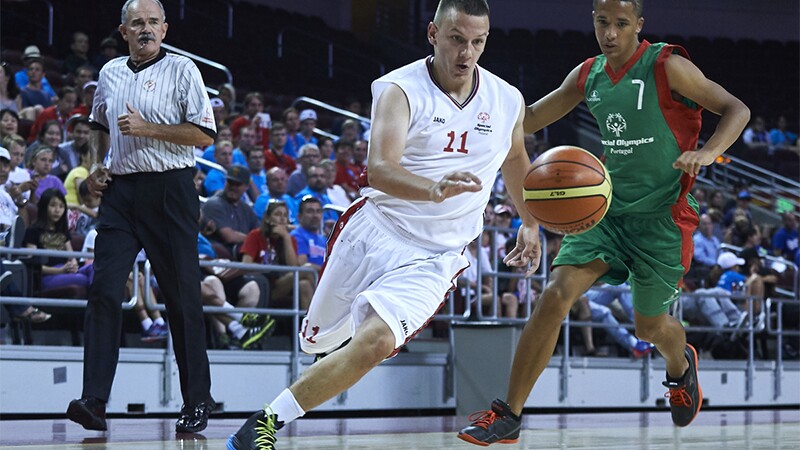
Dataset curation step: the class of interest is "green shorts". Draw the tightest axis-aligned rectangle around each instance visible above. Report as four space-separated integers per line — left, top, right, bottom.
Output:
552 197 699 316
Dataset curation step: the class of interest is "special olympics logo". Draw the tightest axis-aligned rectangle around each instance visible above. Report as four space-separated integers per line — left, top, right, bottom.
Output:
606 112 626 137
142 80 157 92
477 112 490 122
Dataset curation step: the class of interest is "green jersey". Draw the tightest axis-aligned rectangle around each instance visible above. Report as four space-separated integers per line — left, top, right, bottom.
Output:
578 41 703 216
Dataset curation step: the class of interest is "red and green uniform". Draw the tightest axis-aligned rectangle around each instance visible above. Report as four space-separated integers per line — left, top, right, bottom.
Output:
553 41 702 316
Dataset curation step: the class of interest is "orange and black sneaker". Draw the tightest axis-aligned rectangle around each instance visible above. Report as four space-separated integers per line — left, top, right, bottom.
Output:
662 343 703 427
458 399 521 446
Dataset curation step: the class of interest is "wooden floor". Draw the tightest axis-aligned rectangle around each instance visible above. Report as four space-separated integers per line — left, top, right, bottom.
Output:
0 409 798 449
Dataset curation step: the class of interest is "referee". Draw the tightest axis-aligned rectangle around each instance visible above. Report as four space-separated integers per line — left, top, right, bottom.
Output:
66 0 216 433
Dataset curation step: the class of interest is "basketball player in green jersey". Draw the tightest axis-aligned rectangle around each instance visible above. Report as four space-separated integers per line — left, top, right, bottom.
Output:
459 0 750 445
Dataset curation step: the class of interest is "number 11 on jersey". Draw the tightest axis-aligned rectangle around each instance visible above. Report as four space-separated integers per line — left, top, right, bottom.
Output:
443 130 469 154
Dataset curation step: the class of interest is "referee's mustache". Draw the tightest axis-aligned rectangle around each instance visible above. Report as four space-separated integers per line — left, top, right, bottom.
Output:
137 33 155 46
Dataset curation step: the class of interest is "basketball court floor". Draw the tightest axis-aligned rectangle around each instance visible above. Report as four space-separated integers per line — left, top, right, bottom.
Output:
0 409 797 449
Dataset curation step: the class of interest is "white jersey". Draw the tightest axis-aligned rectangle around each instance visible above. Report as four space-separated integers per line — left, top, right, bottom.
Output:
90 50 216 175
362 56 522 250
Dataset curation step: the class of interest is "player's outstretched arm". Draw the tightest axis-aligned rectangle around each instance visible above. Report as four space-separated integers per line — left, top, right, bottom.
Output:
523 64 584 134
367 83 481 202
502 97 541 275
667 54 750 176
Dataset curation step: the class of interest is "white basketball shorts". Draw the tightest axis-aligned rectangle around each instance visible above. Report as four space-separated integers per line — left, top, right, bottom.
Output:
299 198 469 356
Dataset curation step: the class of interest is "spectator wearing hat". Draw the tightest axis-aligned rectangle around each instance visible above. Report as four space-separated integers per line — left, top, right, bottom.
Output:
203 140 235 196
0 146 21 230
200 164 260 257
297 109 318 149
92 37 119 69
714 252 747 292
723 190 753 228
210 97 229 127
14 46 57 100
71 81 97 117
493 204 515 260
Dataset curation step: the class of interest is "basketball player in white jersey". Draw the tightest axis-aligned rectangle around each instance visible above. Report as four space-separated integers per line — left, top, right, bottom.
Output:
66 0 216 435
228 1 541 448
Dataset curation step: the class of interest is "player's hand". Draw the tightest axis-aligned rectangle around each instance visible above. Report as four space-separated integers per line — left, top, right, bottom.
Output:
86 167 112 197
429 171 482 203
119 102 149 137
503 224 542 276
672 148 716 177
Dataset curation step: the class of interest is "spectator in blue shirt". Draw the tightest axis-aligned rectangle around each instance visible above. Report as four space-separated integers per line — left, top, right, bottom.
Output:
253 167 296 222
769 116 798 151
293 163 339 224
715 252 747 292
693 213 721 268
203 141 235 196
290 196 327 269
772 212 799 261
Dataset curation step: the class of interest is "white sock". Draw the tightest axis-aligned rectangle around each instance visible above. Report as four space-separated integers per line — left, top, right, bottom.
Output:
154 317 165 326
269 388 305 425
222 302 243 322
141 318 153 331
228 321 246 339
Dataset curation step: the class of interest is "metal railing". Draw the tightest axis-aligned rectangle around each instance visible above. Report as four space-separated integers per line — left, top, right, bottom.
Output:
161 43 233 97
2 228 798 404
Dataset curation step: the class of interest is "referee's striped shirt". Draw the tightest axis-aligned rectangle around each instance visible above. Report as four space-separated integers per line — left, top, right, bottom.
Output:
90 49 216 175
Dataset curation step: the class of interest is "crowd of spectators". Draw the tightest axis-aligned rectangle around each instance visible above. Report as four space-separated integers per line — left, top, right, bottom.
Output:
1 34 797 360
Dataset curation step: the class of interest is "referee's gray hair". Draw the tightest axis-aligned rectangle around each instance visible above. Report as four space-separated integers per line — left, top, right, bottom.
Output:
121 0 166 24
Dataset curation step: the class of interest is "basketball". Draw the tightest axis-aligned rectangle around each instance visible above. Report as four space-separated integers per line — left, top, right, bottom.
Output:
523 146 612 235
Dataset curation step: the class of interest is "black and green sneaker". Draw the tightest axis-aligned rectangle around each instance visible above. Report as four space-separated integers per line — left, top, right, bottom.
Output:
241 316 276 350
458 399 521 446
662 343 703 427
227 407 284 450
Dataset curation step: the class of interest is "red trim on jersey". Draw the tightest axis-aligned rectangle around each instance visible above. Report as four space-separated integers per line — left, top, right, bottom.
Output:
425 56 480 110
576 57 597 95
317 197 368 281
671 196 699 275
604 40 651 84
655 44 703 199
387 261 470 358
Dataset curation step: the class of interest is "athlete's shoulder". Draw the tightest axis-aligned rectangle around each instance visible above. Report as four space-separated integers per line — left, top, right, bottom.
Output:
376 58 427 84
476 64 521 97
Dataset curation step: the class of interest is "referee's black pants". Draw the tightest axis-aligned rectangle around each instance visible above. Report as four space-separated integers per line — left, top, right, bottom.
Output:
82 168 212 408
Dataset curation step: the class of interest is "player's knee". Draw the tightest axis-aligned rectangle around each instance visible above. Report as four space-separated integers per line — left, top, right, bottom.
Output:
356 327 396 364
539 282 579 311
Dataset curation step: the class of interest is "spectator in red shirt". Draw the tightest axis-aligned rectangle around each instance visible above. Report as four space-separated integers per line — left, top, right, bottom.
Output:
333 140 360 198
28 86 78 143
263 122 296 175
